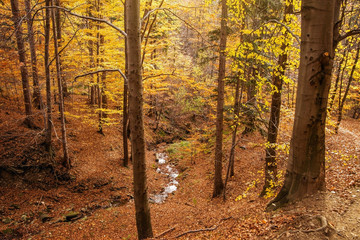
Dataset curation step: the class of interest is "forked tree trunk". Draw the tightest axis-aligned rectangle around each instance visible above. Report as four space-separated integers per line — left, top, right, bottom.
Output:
51 0 70 168
213 0 227 198
126 0 153 238
25 0 42 110
267 0 339 210
44 0 53 152
10 0 34 127
260 1 292 197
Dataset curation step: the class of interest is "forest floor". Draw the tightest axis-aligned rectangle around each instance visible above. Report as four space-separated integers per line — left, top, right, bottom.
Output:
0 95 360 240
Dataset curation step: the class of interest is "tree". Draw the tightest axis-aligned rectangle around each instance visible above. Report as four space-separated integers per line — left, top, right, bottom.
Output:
44 0 53 152
126 0 153 238
260 0 293 197
213 0 228 198
267 0 340 210
51 0 70 168
10 0 34 127
25 0 42 110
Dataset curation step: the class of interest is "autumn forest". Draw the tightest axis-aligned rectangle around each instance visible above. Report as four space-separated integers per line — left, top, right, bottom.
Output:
0 0 360 239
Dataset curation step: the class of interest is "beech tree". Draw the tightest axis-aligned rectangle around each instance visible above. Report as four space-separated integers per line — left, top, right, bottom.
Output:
268 0 340 209
126 0 153 238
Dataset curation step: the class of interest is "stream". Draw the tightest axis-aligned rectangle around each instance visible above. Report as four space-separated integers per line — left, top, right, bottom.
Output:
150 152 179 204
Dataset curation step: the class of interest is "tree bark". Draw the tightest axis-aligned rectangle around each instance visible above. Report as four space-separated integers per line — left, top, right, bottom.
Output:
267 0 339 210
213 0 227 198
126 0 153 238
25 0 42 110
123 0 129 167
51 0 70 168
10 0 34 127
44 0 53 152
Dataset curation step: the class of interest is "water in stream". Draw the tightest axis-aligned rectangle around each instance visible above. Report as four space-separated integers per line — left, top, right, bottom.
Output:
150 152 179 204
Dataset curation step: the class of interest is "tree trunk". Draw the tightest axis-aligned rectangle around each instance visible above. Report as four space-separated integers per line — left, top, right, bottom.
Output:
212 0 227 198
10 0 34 127
44 0 52 152
123 0 129 167
126 0 153 238
54 0 68 96
25 0 42 110
267 0 339 210
335 43 360 133
51 0 70 168
260 2 292 197
329 48 349 110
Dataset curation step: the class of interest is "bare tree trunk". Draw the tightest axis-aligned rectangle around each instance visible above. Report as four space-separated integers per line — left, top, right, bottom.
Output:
123 0 129 167
54 0 68 97
44 0 53 152
223 74 242 200
213 0 227 198
10 0 34 128
51 0 70 168
267 0 339 210
335 43 360 133
329 48 349 110
260 1 292 197
25 0 42 110
126 0 153 238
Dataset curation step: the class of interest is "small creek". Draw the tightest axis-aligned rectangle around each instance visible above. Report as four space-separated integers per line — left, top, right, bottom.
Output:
150 152 179 204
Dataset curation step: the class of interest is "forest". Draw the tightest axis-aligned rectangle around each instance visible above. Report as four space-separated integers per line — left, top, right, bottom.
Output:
0 0 359 239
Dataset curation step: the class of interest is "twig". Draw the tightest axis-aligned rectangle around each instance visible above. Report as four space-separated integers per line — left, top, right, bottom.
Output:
74 69 127 83
154 227 176 238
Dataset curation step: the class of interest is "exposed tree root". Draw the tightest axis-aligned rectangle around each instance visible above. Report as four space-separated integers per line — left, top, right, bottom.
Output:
276 215 328 239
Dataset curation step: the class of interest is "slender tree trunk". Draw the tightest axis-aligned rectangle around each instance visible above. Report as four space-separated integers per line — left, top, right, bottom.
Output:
126 0 153 238
44 0 52 152
25 0 42 110
51 0 70 168
213 0 227 198
54 0 68 96
223 74 242 200
123 0 129 167
329 48 349 110
260 2 292 197
10 0 34 127
335 43 360 133
267 0 339 210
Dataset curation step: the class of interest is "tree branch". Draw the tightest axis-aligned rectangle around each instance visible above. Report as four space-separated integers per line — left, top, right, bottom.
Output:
74 69 127 83
33 6 126 37
337 29 360 42
267 19 300 44
49 29 79 66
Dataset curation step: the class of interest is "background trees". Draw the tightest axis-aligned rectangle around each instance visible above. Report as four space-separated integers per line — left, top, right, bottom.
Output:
1 0 360 238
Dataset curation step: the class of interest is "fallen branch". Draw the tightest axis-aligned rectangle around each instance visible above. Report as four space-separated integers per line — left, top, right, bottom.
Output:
175 217 232 238
155 226 176 238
